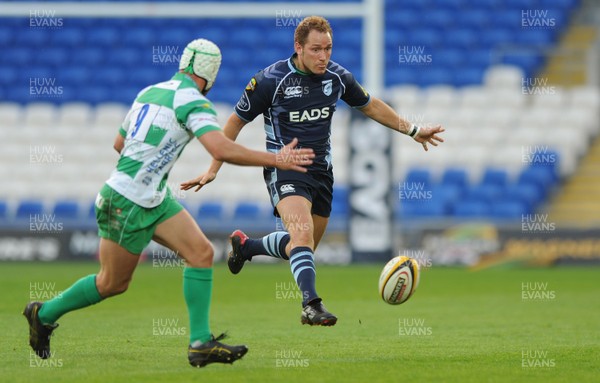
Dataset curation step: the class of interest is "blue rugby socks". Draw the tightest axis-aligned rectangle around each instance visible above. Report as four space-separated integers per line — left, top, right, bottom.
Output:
243 232 290 260
289 247 318 306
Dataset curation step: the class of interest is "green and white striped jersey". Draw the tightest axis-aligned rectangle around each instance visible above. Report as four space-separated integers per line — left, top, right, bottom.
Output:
106 72 221 208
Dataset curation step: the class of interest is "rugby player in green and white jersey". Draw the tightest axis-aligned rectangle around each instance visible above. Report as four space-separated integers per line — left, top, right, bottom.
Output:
23 38 314 368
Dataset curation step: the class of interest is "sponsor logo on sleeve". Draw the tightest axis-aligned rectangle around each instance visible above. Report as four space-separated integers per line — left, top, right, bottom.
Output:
237 92 251 112
245 77 257 92
322 79 332 96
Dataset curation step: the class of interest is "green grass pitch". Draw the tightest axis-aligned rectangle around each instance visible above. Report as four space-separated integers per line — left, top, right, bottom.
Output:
1 262 598 382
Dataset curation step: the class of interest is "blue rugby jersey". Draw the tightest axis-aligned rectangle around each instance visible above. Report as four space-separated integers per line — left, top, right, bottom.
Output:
234 54 371 172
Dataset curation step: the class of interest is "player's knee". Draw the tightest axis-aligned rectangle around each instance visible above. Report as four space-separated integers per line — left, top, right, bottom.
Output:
289 231 314 250
96 276 131 298
182 243 214 268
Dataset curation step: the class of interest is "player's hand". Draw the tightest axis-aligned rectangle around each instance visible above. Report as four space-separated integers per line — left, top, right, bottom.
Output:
413 125 445 151
275 138 315 173
180 171 217 192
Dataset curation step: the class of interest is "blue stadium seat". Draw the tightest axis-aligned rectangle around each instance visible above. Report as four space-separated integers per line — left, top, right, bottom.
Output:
407 28 442 47
517 166 555 200
87 27 120 46
43 48 69 67
58 67 91 87
52 200 80 220
505 0 538 9
503 183 541 214
490 200 528 220
452 200 490 217
427 9 455 29
404 168 433 188
481 168 509 188
434 0 466 9
331 186 349 218
88 201 97 219
81 87 113 105
386 9 420 29
108 48 143 67
197 202 224 220
399 199 447 218
470 49 494 68
94 67 126 86
419 68 453 87
51 28 85 47
233 202 263 220
434 49 465 68
0 27 13 46
16 200 44 220
0 200 7 220
77 47 106 66
156 28 189 45
480 28 513 46
122 27 156 46
0 67 17 86
8 48 34 66
453 66 485 87
516 29 556 46
386 67 418 85
458 9 492 29
444 28 478 49
465 184 501 204
15 28 50 47
441 168 469 190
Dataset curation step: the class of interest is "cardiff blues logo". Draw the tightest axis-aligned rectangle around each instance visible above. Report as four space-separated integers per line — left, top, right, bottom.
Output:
322 80 332 96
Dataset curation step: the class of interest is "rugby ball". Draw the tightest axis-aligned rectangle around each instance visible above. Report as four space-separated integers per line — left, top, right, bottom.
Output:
378 255 420 305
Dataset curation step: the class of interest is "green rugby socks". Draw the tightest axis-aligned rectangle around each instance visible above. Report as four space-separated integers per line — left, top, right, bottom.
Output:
38 274 103 325
183 267 213 344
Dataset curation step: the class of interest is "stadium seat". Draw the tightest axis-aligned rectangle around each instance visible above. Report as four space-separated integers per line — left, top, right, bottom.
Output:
0 200 7 220
490 200 528 220
87 27 120 47
503 183 540 214
233 201 264 220
452 199 490 218
52 200 80 220
465 184 501 204
404 168 433 188
441 168 469 190
481 168 509 188
16 200 45 220
197 202 225 220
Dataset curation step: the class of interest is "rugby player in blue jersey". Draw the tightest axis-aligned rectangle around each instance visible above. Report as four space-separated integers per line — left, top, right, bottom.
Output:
183 16 444 326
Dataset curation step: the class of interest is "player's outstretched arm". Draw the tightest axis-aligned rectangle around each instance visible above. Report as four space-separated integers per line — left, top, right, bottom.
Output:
181 135 314 191
181 113 247 192
359 97 445 151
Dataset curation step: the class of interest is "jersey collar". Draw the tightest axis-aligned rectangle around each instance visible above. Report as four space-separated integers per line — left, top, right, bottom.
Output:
288 54 310 76
172 72 199 89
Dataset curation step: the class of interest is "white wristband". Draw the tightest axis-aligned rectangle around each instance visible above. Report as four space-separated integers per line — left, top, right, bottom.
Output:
408 124 420 138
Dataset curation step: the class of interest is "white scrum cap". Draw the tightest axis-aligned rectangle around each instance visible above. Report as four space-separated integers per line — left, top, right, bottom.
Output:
179 38 222 92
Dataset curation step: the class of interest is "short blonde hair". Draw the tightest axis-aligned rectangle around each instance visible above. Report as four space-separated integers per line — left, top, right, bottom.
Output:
294 16 333 46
